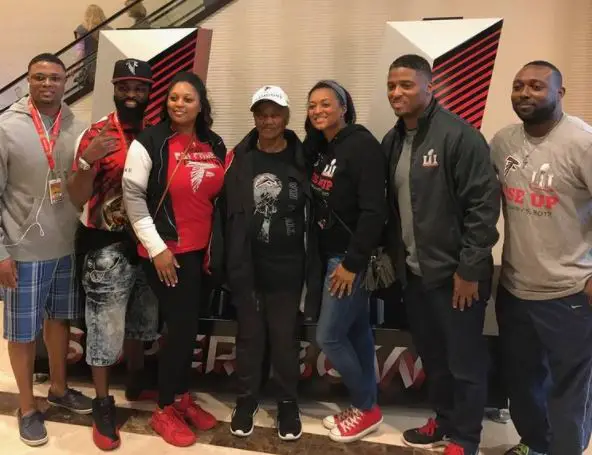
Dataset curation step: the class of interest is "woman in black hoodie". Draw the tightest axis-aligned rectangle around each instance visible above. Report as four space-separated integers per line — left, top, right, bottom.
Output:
306 80 386 443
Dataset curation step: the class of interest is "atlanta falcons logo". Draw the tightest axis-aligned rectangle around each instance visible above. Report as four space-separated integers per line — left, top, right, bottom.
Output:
188 162 217 192
504 155 521 177
126 60 139 75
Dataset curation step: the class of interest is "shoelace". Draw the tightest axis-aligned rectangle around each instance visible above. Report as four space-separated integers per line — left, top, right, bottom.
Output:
162 406 186 426
338 408 363 432
418 418 438 436
99 403 117 433
334 407 354 423
184 398 210 418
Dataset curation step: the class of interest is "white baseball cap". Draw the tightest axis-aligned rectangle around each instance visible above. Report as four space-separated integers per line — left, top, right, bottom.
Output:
250 85 290 111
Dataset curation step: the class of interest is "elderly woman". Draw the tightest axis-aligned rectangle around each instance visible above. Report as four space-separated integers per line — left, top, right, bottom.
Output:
225 86 321 441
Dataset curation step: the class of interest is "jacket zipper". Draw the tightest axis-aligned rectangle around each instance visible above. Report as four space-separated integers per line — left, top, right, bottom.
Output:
158 132 179 241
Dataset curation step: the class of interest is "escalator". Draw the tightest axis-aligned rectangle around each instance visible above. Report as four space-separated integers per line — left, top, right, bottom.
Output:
0 0 234 114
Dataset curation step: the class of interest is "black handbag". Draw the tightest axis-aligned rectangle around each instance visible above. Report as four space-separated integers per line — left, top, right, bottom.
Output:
330 210 396 292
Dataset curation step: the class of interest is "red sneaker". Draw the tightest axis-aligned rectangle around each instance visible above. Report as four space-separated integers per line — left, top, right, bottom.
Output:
175 393 217 431
444 443 471 455
322 407 354 430
329 406 383 443
150 406 196 447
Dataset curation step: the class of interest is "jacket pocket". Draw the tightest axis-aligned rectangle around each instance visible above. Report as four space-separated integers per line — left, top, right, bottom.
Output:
3 193 44 240
19 198 43 233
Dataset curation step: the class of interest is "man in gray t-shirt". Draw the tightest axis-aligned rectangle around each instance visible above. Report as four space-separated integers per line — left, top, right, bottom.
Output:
491 60 592 455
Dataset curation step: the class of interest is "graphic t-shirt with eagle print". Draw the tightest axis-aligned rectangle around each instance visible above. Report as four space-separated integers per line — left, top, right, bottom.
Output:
250 145 306 291
137 134 224 258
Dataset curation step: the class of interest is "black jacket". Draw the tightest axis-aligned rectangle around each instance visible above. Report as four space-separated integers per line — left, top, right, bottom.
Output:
309 124 387 272
383 98 500 289
134 120 227 242
224 128 322 318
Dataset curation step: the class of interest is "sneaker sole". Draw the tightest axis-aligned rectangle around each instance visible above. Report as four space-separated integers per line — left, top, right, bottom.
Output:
400 435 449 449
230 406 258 438
329 418 383 443
230 426 255 438
47 400 92 415
92 424 121 451
278 428 303 441
150 420 196 447
20 434 49 447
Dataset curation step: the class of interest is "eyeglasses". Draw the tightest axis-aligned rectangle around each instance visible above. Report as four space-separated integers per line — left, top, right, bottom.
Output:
30 73 65 84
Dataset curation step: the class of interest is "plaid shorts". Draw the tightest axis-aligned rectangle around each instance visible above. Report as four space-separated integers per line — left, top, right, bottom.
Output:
3 254 81 343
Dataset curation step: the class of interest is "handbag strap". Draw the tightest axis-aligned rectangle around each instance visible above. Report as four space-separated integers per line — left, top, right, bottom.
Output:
330 208 379 260
330 208 354 237
154 136 194 218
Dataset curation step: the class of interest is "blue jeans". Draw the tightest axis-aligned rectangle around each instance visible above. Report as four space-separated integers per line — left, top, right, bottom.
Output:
315 256 377 410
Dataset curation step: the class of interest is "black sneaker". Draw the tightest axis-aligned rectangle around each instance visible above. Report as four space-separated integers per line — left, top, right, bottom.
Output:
92 396 120 451
277 400 302 441
402 418 448 448
230 396 258 437
17 409 48 447
47 388 92 414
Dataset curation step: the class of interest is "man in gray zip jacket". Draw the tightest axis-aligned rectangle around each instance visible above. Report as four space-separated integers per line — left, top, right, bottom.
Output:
0 53 92 447
383 54 500 455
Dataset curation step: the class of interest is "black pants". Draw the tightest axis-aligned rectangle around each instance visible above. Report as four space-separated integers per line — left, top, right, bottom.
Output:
235 289 301 402
142 250 204 408
497 286 592 455
404 272 489 452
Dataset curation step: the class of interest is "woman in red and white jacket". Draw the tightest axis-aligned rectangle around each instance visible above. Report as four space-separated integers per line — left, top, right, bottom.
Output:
122 72 226 447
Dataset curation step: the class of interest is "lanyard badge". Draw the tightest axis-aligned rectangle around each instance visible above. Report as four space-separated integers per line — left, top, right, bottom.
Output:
29 98 64 204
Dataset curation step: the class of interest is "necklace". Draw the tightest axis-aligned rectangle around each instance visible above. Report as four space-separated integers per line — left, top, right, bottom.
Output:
521 115 563 168
257 138 287 154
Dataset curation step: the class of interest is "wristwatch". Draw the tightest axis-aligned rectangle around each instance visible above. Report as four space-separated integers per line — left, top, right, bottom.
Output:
78 157 92 171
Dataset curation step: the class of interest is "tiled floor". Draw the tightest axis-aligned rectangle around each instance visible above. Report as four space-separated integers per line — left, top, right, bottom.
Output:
0 304 569 455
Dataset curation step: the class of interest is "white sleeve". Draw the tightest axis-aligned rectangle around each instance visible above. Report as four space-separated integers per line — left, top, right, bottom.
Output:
122 139 167 258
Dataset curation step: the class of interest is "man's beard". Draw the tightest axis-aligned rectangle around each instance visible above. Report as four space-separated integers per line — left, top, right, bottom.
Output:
513 99 557 125
114 97 149 129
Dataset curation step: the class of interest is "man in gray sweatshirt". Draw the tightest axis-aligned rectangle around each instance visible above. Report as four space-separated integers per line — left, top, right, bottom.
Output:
491 60 592 455
0 53 92 447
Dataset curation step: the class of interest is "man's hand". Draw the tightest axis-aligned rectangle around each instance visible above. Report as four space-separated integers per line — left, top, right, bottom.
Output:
452 272 479 311
153 249 180 287
0 258 18 289
329 263 356 298
81 121 119 166
583 277 592 305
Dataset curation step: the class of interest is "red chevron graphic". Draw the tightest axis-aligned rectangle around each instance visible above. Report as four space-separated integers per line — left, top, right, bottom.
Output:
432 20 503 130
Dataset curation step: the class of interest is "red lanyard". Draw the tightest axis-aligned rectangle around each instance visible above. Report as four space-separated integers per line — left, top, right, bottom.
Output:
28 98 62 170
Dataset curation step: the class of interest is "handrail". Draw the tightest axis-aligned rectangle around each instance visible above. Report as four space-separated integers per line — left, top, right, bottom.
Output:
179 0 234 27
0 0 149 95
59 0 199 77
0 0 236 111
